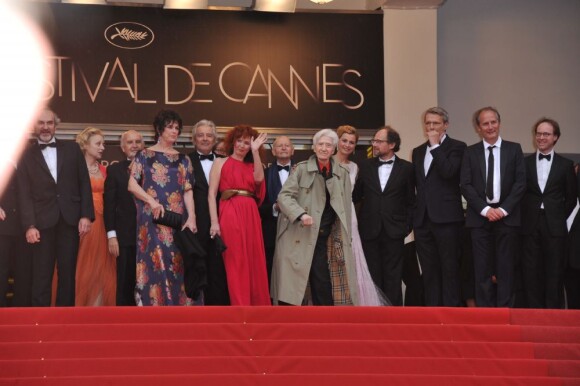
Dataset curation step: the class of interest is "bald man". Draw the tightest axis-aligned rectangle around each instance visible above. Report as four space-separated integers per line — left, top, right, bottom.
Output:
104 130 143 305
259 136 294 285
18 109 94 306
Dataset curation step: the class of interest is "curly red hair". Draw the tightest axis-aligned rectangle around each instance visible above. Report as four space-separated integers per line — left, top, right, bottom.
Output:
223 124 265 162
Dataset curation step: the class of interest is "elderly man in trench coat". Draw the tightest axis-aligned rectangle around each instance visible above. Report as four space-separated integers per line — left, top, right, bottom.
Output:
271 129 359 306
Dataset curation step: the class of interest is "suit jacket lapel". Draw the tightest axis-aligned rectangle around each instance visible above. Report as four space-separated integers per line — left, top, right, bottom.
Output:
477 142 486 186
417 142 428 180
56 139 65 181
544 153 560 190
500 143 508 191
383 156 401 194
31 143 53 180
267 165 282 204
526 155 541 192
192 153 209 188
371 157 382 192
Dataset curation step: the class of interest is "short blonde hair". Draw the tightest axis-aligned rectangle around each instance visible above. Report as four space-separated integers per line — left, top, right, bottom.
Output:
76 127 103 153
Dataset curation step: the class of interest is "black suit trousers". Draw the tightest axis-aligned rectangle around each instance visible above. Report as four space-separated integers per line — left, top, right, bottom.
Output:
362 226 404 306
471 221 518 308
31 216 79 306
414 217 462 307
116 245 136 306
308 207 335 306
522 211 566 309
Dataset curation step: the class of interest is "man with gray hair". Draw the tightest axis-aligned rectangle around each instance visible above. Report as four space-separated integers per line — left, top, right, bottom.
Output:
188 119 229 305
412 107 466 307
104 130 143 306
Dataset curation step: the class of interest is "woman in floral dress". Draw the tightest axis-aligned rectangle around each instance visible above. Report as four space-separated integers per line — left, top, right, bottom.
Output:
128 110 200 306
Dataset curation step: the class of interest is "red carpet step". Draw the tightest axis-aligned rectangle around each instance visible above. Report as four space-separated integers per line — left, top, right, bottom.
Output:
0 307 578 386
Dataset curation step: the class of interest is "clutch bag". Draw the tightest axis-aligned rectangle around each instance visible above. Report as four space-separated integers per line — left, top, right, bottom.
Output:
214 234 227 254
153 210 183 230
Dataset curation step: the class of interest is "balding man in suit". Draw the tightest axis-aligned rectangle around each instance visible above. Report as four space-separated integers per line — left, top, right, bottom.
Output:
460 106 526 307
17 109 94 306
104 130 143 306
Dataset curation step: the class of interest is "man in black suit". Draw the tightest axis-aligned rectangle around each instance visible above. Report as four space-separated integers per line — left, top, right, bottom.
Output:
0 164 32 306
104 130 143 306
353 126 415 306
460 106 526 307
521 118 577 309
259 136 294 285
565 168 580 309
412 107 466 307
17 109 94 306
188 119 229 305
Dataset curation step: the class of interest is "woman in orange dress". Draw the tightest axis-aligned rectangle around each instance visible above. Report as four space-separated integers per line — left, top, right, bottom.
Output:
75 127 116 306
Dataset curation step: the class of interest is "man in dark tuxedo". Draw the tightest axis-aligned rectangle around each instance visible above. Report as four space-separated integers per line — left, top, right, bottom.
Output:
104 130 143 306
521 118 577 309
188 119 229 305
412 107 466 307
460 106 526 307
17 109 94 306
0 163 32 306
353 126 415 306
259 136 294 285
565 168 580 309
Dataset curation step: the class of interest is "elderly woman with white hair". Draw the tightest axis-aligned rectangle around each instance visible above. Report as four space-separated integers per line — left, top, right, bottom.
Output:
271 129 358 306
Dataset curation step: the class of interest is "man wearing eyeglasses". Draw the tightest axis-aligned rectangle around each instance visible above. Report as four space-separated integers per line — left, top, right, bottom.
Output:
353 126 415 306
460 106 526 308
521 117 577 308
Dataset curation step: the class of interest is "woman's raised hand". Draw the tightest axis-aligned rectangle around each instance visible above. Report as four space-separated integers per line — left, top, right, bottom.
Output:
251 132 268 152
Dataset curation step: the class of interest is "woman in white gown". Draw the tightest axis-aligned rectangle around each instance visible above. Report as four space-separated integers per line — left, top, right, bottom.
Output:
335 125 391 306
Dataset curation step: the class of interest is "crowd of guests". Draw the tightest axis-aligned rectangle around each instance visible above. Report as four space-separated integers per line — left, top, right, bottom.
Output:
0 106 578 309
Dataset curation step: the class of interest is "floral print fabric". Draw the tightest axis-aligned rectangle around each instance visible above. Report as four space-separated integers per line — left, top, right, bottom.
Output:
131 149 201 306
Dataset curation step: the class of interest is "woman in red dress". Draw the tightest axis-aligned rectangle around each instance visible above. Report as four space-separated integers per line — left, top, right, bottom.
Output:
208 125 270 305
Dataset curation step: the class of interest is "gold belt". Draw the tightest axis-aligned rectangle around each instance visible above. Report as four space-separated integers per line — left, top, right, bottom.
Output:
221 189 255 201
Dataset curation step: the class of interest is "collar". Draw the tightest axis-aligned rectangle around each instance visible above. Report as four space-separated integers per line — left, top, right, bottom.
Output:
483 137 502 149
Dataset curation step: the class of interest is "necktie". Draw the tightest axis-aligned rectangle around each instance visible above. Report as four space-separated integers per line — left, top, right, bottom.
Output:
39 142 56 150
199 154 214 161
378 160 394 167
539 153 551 161
321 167 328 179
277 165 290 172
486 145 495 201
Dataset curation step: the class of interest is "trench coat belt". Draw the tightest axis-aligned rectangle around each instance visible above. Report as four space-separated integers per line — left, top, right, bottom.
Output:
220 189 255 201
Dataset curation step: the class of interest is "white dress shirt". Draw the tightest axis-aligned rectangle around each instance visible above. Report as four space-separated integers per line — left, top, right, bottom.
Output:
424 134 446 176
537 150 554 209
39 139 57 182
198 152 213 183
378 156 395 191
481 138 507 217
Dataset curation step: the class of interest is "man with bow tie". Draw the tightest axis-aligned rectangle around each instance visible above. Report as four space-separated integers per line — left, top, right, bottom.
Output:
460 107 526 307
521 117 577 308
17 109 94 306
353 126 415 306
104 130 143 306
188 119 229 305
259 136 294 285
412 107 467 307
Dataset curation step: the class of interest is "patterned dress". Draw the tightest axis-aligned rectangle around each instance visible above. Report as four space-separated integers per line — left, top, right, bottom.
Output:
130 149 201 306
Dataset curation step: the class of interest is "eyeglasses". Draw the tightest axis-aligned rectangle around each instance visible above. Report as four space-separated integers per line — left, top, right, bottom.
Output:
535 132 553 138
370 139 388 145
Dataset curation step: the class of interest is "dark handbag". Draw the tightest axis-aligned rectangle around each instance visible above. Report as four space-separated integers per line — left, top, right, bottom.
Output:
153 210 182 230
213 234 227 254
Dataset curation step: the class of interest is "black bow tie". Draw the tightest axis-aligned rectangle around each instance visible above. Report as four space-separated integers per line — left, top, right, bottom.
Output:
539 153 551 161
199 154 214 161
277 165 290 172
378 159 394 166
38 142 56 150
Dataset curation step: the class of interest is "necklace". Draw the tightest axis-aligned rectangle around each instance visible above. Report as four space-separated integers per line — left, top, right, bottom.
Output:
88 162 100 175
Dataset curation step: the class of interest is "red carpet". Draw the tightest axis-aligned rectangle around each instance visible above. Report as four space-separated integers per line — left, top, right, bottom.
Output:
0 307 578 385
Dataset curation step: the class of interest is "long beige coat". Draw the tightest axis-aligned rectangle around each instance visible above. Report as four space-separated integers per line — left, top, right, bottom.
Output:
270 155 359 306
